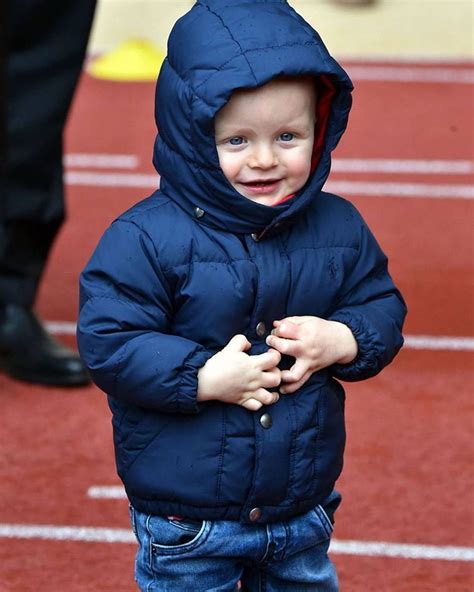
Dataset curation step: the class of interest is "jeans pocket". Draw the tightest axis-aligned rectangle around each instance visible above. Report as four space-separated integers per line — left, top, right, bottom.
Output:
314 504 334 537
303 504 334 549
147 515 211 556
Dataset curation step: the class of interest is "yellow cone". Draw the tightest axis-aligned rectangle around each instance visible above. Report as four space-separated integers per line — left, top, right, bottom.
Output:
88 39 166 82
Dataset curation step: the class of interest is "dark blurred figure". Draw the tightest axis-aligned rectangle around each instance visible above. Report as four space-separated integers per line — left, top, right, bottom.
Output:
0 1 96 386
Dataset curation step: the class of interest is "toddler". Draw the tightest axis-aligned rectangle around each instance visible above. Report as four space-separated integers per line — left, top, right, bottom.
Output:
78 1 406 590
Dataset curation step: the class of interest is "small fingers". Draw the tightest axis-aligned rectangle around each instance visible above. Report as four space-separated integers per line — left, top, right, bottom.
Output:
257 388 280 406
280 378 305 394
261 367 281 389
280 357 312 394
271 320 300 340
241 398 263 411
280 370 312 394
266 335 302 357
254 388 280 406
223 334 251 353
280 369 300 384
255 348 281 370
249 388 279 406
240 389 279 410
281 360 309 383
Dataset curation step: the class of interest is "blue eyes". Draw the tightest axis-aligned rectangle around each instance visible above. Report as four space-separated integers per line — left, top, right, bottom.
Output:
227 133 294 145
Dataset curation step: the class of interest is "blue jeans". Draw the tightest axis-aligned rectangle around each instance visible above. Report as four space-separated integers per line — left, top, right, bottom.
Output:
130 493 340 591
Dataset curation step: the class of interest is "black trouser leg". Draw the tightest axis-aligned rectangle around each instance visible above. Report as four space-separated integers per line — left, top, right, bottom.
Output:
0 0 96 307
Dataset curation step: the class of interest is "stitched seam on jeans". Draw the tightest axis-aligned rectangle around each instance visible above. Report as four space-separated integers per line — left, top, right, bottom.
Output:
259 525 272 564
144 514 153 577
315 506 332 538
150 521 212 555
318 504 334 535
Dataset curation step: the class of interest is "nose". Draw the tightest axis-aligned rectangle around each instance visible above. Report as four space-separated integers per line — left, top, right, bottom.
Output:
248 142 278 170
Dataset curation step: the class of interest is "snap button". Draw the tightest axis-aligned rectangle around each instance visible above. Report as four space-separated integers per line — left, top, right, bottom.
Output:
249 507 262 522
255 322 266 337
260 413 272 429
194 207 205 218
251 233 259 242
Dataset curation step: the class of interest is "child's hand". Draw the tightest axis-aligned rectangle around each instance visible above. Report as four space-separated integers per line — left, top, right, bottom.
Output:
265 316 358 394
197 334 281 410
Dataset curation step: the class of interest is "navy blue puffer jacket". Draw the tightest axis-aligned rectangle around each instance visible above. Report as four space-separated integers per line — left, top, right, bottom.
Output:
78 0 406 524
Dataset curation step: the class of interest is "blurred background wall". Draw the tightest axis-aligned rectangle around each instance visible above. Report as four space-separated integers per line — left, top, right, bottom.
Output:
88 0 474 60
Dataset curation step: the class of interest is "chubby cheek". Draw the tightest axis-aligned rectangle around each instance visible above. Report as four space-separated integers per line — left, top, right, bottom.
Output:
217 151 242 185
285 151 312 186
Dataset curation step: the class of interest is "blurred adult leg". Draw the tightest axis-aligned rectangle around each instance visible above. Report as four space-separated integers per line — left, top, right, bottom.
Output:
0 0 96 386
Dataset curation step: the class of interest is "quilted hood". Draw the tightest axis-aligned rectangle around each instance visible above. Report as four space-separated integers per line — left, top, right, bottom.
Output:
153 0 353 235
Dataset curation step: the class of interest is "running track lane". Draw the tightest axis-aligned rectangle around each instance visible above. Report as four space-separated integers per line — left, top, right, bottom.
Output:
1 62 473 591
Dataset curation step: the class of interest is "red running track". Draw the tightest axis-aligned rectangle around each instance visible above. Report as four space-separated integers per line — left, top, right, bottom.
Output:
1 61 473 591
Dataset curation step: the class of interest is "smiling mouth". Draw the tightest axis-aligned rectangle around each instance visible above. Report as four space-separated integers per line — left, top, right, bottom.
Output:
241 179 281 187
238 179 283 195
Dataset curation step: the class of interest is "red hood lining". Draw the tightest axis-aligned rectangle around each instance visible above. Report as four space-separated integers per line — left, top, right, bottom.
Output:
273 74 337 206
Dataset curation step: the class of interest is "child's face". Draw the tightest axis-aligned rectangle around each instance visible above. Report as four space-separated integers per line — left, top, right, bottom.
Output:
215 77 316 206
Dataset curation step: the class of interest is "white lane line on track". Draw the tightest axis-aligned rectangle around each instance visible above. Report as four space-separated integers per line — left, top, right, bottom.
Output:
88 486 127 499
329 539 474 562
64 153 139 169
331 159 474 175
1 523 473 561
65 171 158 188
47 322 474 352
346 66 474 84
63 156 474 176
46 321 78 334
404 335 474 351
65 171 474 199
324 180 474 199
0 524 135 544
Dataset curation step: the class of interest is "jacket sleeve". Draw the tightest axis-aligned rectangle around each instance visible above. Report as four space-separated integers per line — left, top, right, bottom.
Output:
77 219 213 413
328 207 407 382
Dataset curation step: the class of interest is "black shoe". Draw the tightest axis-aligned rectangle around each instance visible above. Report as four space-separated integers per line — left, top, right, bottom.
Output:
0 304 91 387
